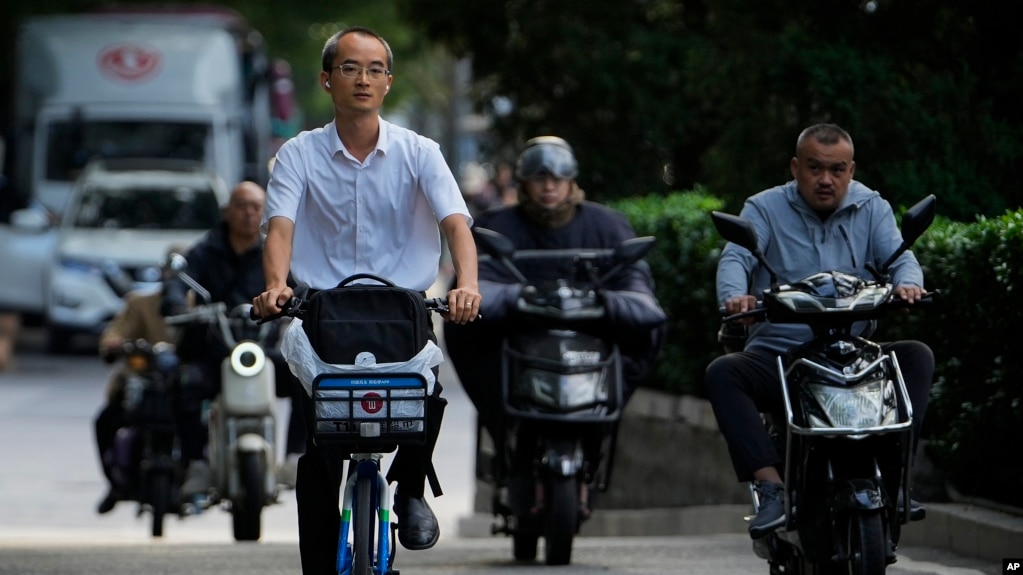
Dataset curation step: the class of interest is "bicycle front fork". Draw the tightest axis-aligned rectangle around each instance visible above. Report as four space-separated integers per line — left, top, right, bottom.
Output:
336 454 397 575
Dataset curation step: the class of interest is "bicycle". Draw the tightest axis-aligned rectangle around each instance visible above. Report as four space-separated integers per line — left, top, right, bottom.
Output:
257 280 450 575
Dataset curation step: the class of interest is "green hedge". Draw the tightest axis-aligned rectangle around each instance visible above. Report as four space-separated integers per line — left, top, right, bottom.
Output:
614 190 1023 508
882 212 1023 508
610 189 724 396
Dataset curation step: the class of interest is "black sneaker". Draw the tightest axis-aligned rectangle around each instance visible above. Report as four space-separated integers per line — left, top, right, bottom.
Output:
897 491 926 521
749 480 786 539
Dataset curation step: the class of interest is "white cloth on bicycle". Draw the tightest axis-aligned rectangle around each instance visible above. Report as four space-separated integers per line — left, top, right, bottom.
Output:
280 318 443 395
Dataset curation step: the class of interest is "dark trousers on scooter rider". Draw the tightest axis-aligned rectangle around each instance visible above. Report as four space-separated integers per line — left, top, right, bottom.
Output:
293 329 448 575
174 351 307 490
704 340 934 482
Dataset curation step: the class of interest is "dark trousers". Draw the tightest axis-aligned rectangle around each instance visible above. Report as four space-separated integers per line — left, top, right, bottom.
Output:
174 352 306 464
295 380 446 575
704 340 934 482
94 401 122 485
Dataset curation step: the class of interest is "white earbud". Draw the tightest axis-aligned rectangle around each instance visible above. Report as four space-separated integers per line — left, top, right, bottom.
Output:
385 85 390 92
325 81 331 88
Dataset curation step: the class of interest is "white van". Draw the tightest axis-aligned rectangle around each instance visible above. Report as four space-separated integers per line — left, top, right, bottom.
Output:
44 158 228 352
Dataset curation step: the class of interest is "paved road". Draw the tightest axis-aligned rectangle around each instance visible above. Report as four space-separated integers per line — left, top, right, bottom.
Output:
0 327 476 547
0 326 1005 574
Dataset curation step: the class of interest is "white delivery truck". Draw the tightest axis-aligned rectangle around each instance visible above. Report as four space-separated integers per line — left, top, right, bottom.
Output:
0 6 283 328
11 7 274 216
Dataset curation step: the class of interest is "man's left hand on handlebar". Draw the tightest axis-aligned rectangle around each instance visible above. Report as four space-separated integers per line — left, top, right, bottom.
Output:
252 286 295 319
893 285 925 303
445 287 481 325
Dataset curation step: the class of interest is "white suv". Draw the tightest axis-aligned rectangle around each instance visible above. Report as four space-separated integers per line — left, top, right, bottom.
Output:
45 158 229 352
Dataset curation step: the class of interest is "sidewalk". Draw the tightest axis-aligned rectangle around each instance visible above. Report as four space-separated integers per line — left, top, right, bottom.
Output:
458 493 1023 563
453 387 1023 563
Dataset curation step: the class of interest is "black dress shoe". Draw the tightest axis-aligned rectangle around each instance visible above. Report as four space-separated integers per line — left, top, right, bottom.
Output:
97 489 120 514
394 491 440 550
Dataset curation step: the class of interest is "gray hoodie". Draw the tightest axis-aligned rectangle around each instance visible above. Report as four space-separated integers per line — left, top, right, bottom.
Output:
717 180 924 355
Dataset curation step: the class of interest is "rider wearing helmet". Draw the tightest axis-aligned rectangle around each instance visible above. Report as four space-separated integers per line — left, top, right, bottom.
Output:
512 136 582 228
444 135 668 459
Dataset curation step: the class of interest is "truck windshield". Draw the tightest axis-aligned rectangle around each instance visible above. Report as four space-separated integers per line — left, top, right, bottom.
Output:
71 185 220 230
46 121 208 182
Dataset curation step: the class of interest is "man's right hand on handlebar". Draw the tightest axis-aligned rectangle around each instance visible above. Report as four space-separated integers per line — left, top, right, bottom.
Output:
252 285 294 319
724 295 760 325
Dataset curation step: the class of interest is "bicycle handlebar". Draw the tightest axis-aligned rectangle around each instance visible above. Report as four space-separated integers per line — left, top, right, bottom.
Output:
250 296 457 324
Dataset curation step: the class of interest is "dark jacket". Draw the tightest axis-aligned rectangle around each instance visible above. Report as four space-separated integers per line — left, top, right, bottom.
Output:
445 201 667 391
162 221 268 365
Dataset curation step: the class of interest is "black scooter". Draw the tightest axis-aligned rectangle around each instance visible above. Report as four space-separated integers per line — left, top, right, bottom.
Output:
472 227 655 566
103 338 185 537
712 195 937 574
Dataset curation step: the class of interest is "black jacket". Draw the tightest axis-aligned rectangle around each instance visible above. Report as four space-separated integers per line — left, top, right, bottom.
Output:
162 221 268 364
445 201 667 390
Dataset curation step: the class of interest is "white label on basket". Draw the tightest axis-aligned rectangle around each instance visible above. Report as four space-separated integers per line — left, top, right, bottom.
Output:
314 388 425 420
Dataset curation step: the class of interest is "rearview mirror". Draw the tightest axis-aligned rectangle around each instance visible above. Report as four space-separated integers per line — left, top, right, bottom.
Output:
710 211 781 286
711 211 759 254
473 227 516 260
613 236 655 265
900 194 936 247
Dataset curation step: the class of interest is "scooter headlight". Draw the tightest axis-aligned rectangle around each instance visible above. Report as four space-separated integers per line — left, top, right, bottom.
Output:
126 352 150 373
806 378 897 430
521 369 608 409
230 341 266 377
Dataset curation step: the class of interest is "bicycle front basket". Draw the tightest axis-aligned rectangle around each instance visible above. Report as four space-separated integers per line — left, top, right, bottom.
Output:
312 372 428 450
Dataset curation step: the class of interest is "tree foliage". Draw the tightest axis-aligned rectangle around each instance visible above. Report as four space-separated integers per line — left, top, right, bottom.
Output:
398 0 1023 219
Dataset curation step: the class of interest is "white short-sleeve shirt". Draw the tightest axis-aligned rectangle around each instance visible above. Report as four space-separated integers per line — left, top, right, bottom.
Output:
264 118 471 292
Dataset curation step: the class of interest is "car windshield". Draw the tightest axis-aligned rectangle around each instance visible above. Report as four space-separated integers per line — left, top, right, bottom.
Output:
70 185 220 230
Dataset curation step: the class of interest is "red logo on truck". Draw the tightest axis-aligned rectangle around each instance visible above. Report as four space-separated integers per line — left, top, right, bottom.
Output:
98 44 161 82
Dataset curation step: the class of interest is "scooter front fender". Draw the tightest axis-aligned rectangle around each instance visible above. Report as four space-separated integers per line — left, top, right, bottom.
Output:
829 478 885 513
237 432 270 453
540 439 585 478
226 432 276 500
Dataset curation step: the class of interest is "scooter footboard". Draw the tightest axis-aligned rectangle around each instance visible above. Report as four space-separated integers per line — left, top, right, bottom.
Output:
311 372 428 452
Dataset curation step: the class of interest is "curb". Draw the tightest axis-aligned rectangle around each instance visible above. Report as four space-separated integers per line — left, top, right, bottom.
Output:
458 503 1023 563
899 502 1023 562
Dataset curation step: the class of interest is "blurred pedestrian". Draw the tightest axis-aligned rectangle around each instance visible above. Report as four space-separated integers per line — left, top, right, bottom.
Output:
0 312 19 372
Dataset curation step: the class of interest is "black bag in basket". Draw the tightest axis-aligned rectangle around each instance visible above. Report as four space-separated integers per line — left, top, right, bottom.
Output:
301 273 433 364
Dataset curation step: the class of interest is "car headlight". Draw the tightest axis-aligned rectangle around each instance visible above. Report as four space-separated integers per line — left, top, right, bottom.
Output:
806 378 897 430
519 368 608 409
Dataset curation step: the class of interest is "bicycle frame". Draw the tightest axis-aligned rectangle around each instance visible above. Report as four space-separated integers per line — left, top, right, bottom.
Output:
335 453 396 575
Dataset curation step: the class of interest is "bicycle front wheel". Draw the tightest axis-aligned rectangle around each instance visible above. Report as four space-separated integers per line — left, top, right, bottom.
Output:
352 473 375 575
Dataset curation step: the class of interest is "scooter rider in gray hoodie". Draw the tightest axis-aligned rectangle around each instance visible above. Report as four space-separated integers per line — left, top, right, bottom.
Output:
705 123 934 539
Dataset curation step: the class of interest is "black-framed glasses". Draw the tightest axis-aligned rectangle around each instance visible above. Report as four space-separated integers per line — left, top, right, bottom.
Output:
333 64 390 81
